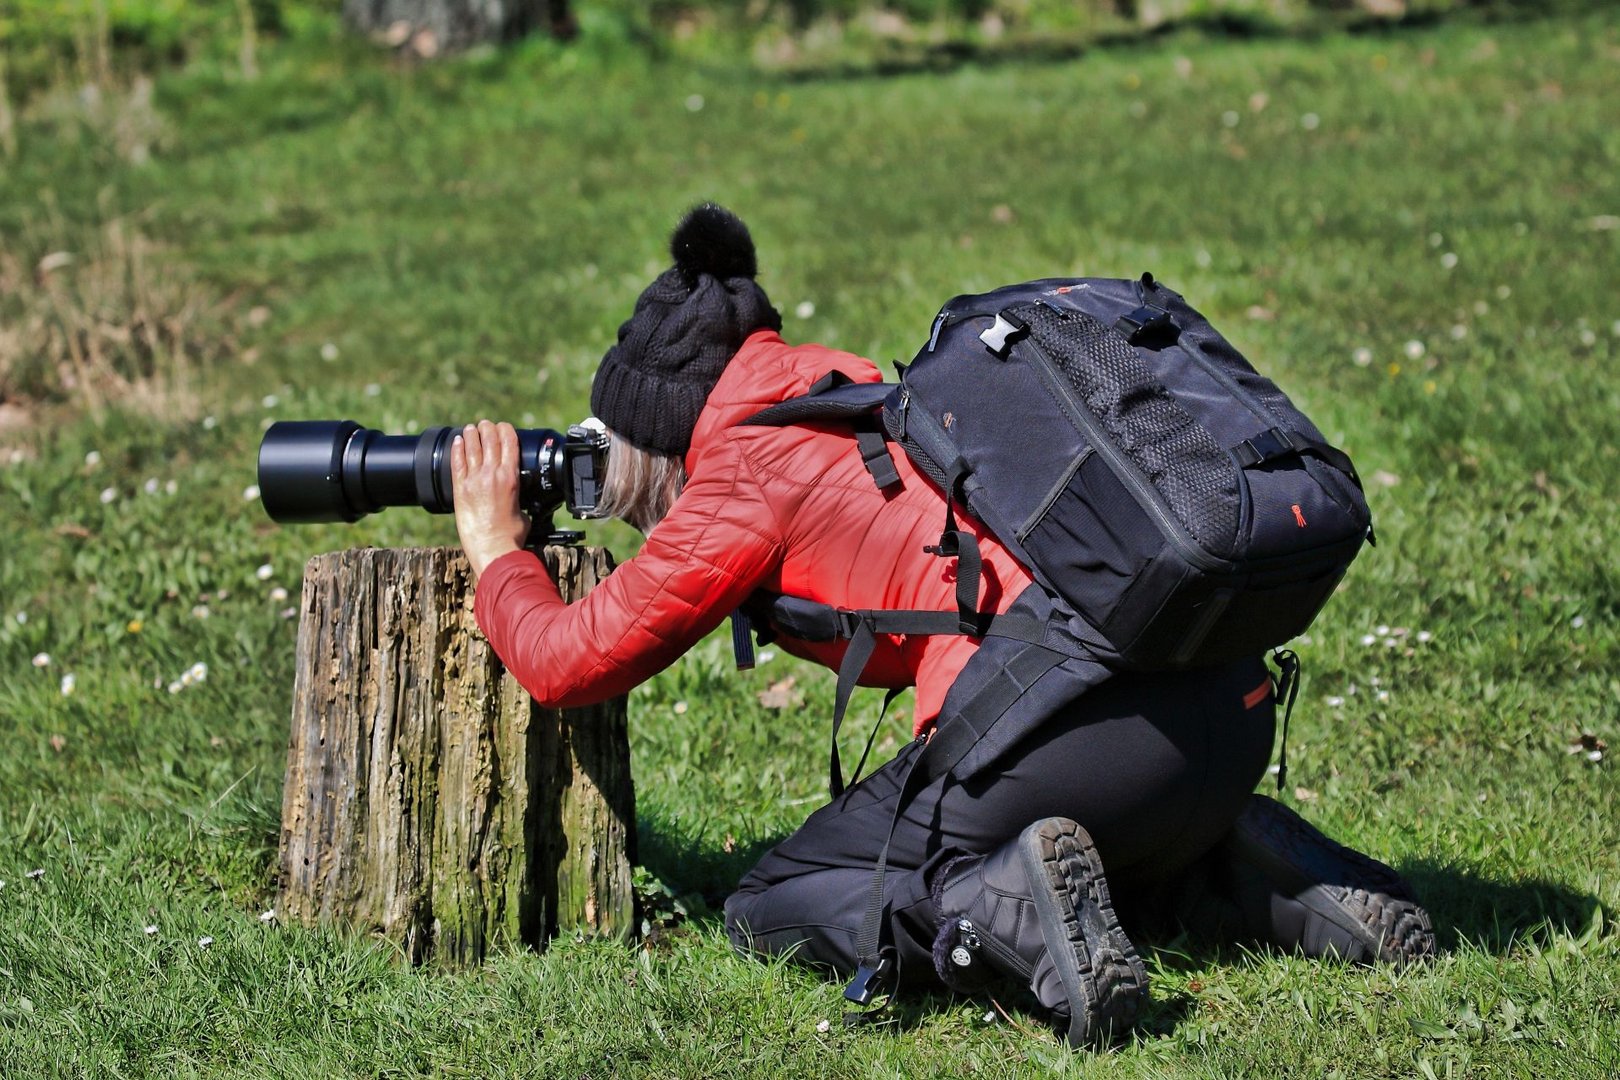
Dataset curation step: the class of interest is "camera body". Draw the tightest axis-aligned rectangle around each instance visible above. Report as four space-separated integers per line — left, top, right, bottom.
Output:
257 418 609 541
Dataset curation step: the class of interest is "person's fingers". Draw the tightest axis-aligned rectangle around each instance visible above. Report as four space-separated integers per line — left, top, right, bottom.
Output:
450 433 466 480
497 423 519 474
462 424 483 469
477 419 499 469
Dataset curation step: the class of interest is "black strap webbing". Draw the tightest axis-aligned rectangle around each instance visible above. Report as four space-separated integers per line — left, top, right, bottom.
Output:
925 461 984 635
730 609 755 670
848 686 906 793
829 619 881 800
1231 428 1363 489
855 427 901 491
753 592 1048 649
740 377 890 427
825 610 1047 799
844 640 1067 1011
951 531 982 634
1271 648 1302 793
861 609 1045 643
740 374 902 493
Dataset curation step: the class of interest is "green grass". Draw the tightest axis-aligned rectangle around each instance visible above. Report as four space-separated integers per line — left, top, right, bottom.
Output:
3 9 1619 1078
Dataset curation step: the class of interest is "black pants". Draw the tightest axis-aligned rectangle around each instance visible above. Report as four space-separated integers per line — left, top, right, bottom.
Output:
723 656 1275 988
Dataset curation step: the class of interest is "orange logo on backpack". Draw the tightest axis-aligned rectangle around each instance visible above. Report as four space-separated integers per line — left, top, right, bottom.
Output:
1291 504 1308 528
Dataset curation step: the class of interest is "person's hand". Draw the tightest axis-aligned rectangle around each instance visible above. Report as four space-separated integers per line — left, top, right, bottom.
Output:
450 420 531 581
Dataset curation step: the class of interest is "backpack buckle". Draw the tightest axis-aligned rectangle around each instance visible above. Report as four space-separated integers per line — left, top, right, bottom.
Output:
1115 304 1178 346
1232 427 1299 467
843 958 892 1007
978 312 1028 359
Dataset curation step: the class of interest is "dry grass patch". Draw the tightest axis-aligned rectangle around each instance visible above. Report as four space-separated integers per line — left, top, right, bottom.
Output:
0 216 237 425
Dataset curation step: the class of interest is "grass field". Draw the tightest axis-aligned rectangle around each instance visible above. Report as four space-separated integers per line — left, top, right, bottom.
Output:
2 7 1618 1077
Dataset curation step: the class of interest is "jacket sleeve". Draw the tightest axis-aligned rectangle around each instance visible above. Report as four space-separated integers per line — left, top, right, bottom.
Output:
472 438 783 708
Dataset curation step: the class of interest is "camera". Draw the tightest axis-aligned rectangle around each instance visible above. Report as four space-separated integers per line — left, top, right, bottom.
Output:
257 418 609 540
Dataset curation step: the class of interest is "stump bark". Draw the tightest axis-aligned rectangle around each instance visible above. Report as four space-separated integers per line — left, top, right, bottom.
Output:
277 545 635 966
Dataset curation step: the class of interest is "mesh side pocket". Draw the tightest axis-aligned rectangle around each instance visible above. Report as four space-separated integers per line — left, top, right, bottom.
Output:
1013 303 1241 555
883 410 950 492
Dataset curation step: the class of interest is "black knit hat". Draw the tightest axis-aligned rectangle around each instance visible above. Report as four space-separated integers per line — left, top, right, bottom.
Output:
591 203 782 456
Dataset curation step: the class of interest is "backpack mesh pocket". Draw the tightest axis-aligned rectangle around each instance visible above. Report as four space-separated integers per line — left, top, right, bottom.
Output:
1012 303 1241 555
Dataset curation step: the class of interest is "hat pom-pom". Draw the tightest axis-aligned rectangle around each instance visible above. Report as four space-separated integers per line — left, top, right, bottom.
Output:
670 203 759 282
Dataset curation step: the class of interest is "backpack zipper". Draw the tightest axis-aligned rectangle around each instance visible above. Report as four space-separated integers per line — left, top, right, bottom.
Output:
1178 326 1287 432
1132 280 1278 429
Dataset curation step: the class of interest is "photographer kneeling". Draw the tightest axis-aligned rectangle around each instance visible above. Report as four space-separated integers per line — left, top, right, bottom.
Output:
451 204 1433 1048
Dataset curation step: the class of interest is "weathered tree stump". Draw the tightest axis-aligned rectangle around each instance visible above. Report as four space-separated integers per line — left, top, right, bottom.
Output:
277 545 635 966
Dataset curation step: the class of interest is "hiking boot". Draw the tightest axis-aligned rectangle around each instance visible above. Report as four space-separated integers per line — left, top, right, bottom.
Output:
1217 794 1436 965
931 817 1147 1047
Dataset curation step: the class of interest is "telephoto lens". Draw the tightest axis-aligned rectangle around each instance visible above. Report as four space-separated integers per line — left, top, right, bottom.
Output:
257 419 608 525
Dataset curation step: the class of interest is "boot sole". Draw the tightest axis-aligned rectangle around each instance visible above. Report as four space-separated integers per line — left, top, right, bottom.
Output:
1018 818 1148 1047
1228 796 1436 965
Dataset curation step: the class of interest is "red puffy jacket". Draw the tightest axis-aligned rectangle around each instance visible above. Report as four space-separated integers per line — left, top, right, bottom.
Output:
473 329 1036 734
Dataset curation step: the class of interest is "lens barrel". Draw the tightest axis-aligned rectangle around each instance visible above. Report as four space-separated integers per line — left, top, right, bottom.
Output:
256 420 358 523
259 420 537 524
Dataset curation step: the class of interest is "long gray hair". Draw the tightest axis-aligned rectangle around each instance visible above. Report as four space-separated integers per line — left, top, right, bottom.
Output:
594 430 687 534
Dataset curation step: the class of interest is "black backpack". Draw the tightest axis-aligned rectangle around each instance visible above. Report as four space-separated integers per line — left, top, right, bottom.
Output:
746 272 1370 676
743 274 1373 1010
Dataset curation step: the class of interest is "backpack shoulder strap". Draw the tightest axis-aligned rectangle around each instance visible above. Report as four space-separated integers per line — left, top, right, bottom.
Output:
724 374 901 672
741 373 900 491
740 373 893 427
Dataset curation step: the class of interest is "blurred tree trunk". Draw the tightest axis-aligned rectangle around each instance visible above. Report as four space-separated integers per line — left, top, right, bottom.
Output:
344 0 577 55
